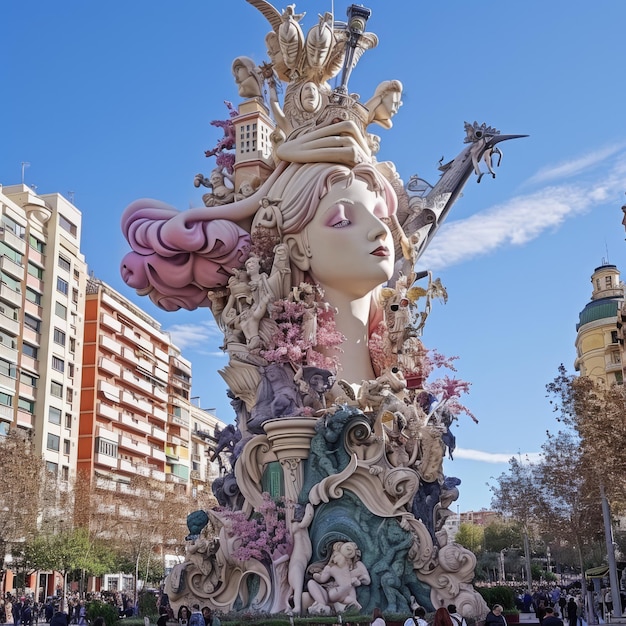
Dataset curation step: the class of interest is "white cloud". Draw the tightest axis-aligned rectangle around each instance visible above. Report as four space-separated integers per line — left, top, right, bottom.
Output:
527 143 626 185
165 320 223 352
454 448 542 463
418 152 626 272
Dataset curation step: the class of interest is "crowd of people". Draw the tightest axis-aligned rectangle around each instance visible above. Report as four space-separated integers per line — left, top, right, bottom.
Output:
0 591 137 626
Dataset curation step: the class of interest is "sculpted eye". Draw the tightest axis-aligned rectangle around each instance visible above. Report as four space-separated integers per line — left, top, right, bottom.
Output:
325 203 351 228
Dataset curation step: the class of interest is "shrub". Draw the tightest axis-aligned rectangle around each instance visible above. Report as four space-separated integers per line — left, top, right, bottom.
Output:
86 600 120 626
476 586 517 611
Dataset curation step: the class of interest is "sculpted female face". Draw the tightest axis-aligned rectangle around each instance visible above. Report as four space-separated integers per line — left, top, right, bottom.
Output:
291 177 394 296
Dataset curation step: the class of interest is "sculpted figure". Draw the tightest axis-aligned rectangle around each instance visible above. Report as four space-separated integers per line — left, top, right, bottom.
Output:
365 80 403 129
232 56 263 98
307 541 371 614
287 502 315 614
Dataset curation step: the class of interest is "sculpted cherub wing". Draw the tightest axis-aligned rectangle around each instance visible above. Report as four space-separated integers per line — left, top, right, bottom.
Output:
244 0 283 32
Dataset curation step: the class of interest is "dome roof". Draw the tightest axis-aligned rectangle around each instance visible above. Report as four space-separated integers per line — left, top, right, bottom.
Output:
576 297 621 330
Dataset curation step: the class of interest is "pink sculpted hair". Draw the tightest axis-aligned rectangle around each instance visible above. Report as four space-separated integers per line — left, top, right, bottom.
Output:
120 161 397 313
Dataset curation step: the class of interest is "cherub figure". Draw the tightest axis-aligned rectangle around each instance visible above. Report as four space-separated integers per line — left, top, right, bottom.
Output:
307 541 371 614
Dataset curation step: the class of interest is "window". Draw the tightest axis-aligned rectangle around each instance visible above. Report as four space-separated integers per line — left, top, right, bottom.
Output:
72 288 79 304
1 274 21 293
48 407 62 424
58 256 71 272
69 337 76 354
0 242 23 265
46 461 58 476
65 387 73 403
54 328 66 346
24 314 41 332
29 235 45 253
606 276 613 288
61 466 69 482
52 356 65 373
56 277 69 295
18 397 35 413
59 215 77 236
65 413 72 429
50 381 63 398
1 215 26 239
68 362 75 379
0 330 16 349
25 288 42 305
47 433 60 452
21 372 37 388
611 331 619 344
63 439 70 455
0 359 17 378
55 302 67 319
27 262 44 279
0 391 13 407
97 438 118 457
22 343 38 359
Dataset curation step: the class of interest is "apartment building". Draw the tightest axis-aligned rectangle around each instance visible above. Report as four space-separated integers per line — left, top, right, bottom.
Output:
79 277 225 497
0 184 87 481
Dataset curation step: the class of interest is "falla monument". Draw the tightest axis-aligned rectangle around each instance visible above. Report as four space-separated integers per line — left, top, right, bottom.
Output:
120 0 525 619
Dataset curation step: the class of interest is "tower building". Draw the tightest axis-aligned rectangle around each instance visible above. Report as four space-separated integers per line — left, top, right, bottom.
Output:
574 263 624 385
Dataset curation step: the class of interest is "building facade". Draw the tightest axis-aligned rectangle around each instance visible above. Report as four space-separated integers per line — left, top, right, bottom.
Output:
0 184 227 597
574 263 624 385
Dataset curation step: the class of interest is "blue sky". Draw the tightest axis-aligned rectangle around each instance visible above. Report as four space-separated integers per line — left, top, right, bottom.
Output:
2 1 625 512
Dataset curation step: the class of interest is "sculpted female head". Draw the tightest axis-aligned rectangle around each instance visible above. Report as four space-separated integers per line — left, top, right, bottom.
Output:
269 162 398 297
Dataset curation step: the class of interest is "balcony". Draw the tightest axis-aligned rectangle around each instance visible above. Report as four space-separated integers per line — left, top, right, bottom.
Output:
98 380 120 403
151 447 166 462
99 356 121 377
97 402 120 421
119 389 153 414
0 256 25 281
99 335 122 356
153 405 167 421
122 369 152 395
26 273 44 292
22 327 40 346
0 342 18 363
0 229 26 255
119 346 139 366
150 425 166 442
119 434 151 456
23 300 40 318
16 409 33 428
0 312 19 336
100 313 122 333
20 354 39 374
120 413 152 436
0 403 13 423
0 283 21 307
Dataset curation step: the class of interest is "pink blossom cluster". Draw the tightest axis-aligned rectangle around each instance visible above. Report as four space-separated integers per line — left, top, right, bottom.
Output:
219 493 293 564
261 300 343 370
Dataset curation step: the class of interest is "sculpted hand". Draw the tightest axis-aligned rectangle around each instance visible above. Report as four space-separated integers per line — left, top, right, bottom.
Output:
276 121 371 166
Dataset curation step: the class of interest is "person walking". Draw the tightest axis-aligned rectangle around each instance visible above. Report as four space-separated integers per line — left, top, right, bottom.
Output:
566 597 578 626
447 604 467 626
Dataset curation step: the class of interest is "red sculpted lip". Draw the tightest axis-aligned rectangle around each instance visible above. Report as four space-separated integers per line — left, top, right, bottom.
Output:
371 245 390 257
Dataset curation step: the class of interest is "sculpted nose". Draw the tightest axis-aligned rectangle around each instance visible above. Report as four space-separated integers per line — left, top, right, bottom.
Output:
367 216 388 241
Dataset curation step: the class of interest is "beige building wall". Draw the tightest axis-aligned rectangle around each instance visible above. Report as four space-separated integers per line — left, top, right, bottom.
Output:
0 184 87 485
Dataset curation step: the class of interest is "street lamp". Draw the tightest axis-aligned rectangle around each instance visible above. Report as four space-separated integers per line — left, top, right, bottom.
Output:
335 4 372 96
